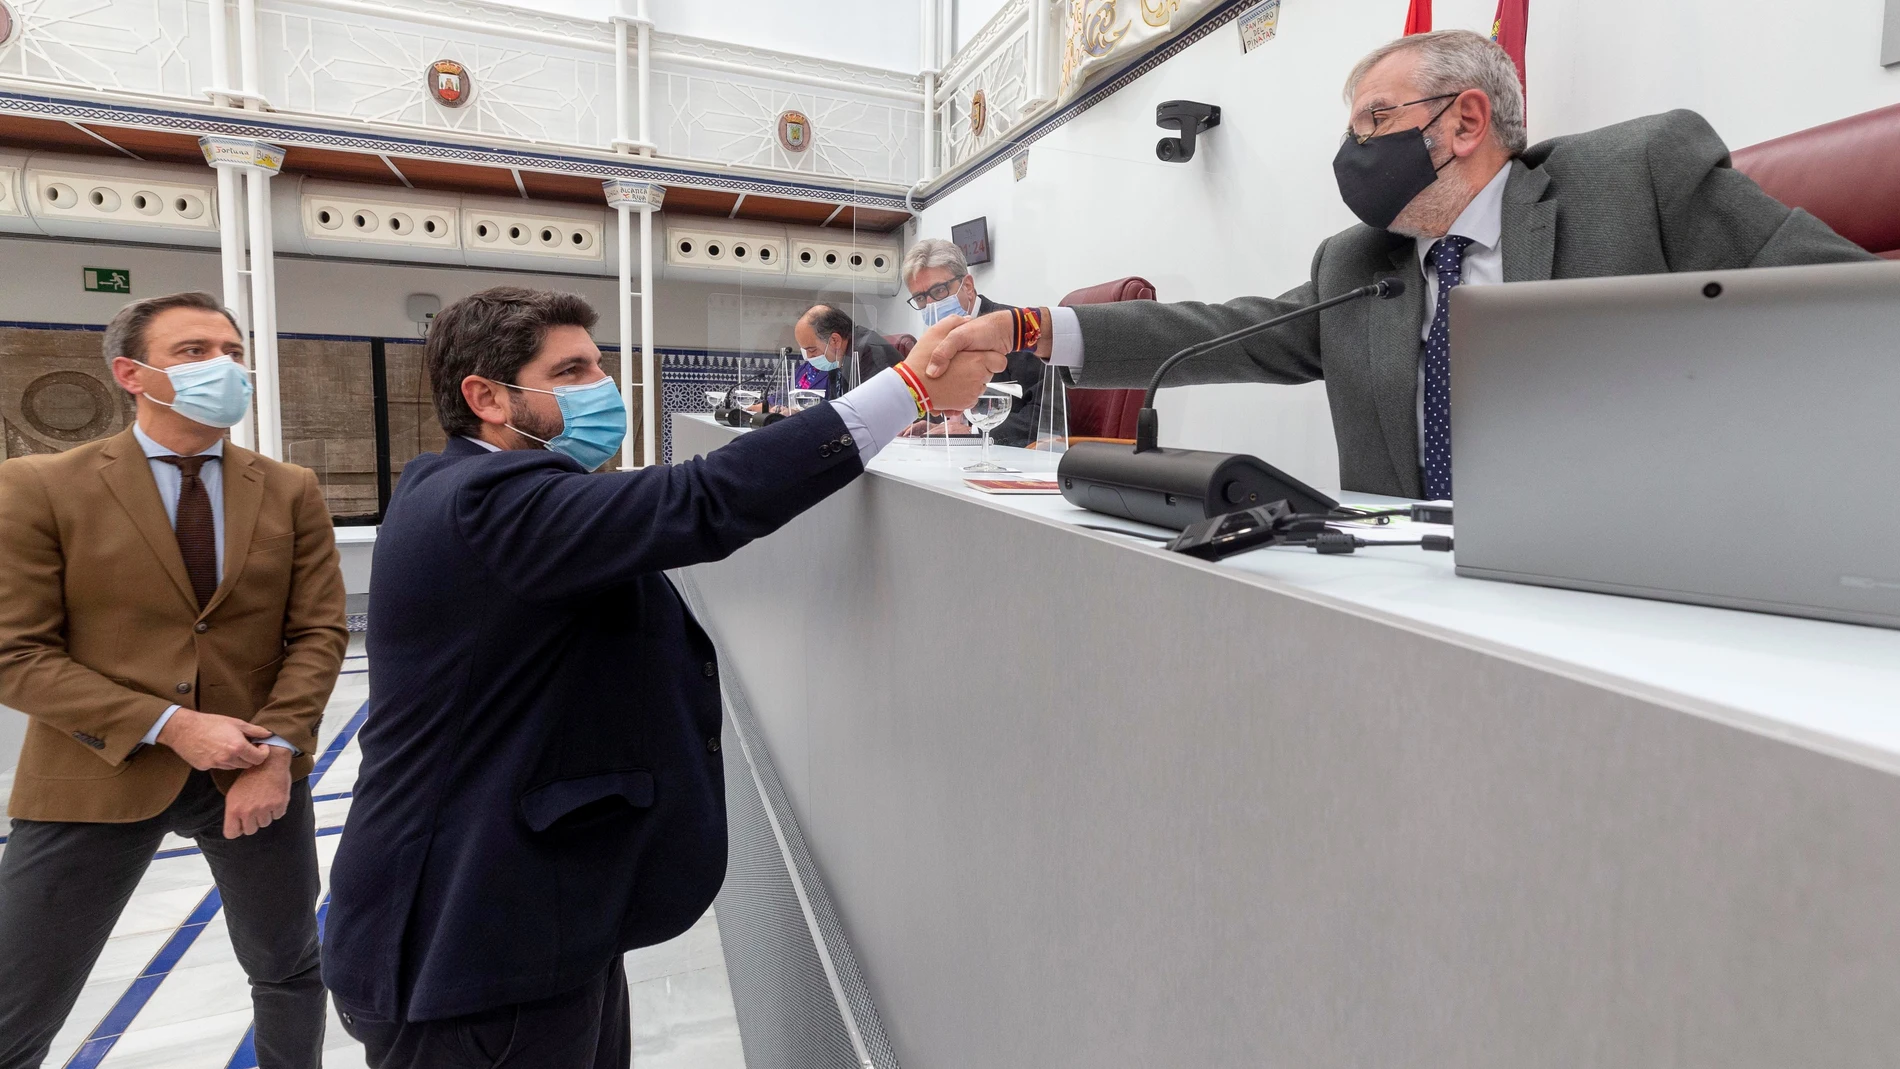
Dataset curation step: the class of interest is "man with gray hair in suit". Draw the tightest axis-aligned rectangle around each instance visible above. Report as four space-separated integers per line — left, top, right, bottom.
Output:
901 237 1045 446
925 29 1872 499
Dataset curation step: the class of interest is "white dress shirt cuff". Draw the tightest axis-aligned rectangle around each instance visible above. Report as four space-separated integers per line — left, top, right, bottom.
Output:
142 705 301 756
1049 305 1085 369
141 705 181 747
830 368 921 466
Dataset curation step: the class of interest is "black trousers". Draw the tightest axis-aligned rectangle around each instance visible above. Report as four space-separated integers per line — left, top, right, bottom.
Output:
0 772 324 1069
339 959 631 1069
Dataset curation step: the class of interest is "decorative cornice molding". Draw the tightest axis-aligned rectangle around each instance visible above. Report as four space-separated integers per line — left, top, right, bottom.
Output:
0 89 914 211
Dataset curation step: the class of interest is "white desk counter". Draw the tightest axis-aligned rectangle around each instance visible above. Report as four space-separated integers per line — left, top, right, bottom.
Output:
674 412 1900 1069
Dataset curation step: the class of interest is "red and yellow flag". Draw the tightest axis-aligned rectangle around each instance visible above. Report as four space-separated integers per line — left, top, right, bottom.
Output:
1490 0 1528 89
1403 0 1432 35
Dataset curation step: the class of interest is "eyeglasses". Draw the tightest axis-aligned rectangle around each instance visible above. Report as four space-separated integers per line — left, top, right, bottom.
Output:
1345 92 1460 144
906 277 963 310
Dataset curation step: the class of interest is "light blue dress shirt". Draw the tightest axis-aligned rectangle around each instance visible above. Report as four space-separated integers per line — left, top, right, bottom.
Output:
132 425 295 754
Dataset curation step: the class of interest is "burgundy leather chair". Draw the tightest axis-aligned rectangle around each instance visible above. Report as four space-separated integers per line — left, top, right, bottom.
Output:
1732 102 1900 260
1058 277 1156 442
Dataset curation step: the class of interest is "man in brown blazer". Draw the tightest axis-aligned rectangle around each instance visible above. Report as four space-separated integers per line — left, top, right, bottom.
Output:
0 291 347 1068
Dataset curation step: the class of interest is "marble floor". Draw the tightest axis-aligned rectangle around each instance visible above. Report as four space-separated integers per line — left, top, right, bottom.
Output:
0 639 748 1068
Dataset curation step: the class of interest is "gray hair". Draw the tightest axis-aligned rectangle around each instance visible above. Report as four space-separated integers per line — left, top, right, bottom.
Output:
901 237 968 284
1343 30 1527 155
102 291 242 374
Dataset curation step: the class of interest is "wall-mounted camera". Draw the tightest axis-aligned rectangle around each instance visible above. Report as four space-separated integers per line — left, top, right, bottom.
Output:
1155 100 1221 163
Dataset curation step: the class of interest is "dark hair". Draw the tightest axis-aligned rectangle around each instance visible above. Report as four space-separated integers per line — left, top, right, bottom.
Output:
102 291 242 373
426 286 599 438
805 304 854 347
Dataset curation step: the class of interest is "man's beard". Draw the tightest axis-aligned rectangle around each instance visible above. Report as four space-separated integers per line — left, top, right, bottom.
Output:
1388 161 1475 240
508 393 563 446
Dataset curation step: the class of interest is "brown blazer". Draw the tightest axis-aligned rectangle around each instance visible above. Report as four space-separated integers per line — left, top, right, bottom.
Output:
0 426 348 822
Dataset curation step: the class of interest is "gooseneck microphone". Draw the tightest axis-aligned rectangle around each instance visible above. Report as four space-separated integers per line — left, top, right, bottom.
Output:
716 370 789 428
1057 278 1407 529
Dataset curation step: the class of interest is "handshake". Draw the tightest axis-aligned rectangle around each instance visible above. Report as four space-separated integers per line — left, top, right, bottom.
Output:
899 313 1012 413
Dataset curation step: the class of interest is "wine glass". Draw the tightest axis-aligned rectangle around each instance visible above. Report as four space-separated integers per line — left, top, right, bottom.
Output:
962 387 1016 473
729 388 762 411
789 389 825 412
703 388 727 410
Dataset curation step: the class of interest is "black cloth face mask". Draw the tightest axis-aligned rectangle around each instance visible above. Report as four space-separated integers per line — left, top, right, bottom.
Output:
1332 101 1458 230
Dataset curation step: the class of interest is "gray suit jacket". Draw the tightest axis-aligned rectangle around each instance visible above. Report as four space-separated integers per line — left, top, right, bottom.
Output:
1070 110 1875 498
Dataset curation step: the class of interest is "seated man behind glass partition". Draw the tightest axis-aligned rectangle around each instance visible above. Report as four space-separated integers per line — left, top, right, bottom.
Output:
793 303 904 400
901 237 1046 447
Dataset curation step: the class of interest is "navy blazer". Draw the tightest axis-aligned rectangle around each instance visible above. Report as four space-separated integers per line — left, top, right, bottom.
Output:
324 406 864 1022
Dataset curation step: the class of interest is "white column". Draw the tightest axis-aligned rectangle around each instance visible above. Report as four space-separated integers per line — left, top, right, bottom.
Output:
609 0 653 155
206 0 231 107
615 204 634 467
201 137 281 454
214 163 253 448
639 204 654 464
1025 0 1049 109
244 167 281 458
604 181 665 468
635 0 651 157
920 0 939 180
921 72 937 180
202 138 285 458
613 16 630 152
236 0 261 110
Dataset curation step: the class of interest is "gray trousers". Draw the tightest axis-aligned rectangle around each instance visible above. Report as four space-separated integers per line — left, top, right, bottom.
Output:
0 772 324 1069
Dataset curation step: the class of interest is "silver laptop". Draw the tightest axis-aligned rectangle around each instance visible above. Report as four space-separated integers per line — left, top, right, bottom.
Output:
1451 259 1900 629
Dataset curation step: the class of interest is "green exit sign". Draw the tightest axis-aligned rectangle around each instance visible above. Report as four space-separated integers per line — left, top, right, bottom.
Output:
83 267 131 294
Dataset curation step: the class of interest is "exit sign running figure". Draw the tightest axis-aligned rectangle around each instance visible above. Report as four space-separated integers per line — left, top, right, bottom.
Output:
84 267 131 293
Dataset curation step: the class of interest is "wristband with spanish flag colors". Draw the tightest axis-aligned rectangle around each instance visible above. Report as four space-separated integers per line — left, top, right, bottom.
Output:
893 362 932 417
1012 306 1045 354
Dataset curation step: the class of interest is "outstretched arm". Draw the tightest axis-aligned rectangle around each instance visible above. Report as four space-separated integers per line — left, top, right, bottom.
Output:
923 244 1332 392
456 320 1007 605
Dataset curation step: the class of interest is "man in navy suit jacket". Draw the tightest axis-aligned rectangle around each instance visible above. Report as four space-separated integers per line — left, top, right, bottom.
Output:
322 287 1002 1067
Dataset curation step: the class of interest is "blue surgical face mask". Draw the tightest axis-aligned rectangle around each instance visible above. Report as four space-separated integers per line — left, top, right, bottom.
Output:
920 288 968 327
504 376 628 472
806 346 842 373
136 357 254 429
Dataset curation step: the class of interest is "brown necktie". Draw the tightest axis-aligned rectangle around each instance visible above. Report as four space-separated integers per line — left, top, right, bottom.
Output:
156 455 218 611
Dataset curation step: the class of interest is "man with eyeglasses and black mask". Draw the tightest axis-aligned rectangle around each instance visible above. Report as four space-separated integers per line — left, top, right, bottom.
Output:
923 29 1873 500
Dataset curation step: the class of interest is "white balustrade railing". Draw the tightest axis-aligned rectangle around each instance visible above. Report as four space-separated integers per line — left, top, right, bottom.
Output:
932 0 1057 175
0 0 931 191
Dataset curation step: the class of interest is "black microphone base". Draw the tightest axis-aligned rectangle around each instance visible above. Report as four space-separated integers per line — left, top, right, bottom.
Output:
1056 441 1337 530
714 406 786 428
